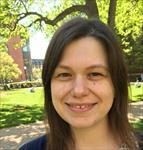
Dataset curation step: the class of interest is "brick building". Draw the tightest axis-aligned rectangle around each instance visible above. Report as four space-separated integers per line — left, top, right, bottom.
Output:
7 36 32 81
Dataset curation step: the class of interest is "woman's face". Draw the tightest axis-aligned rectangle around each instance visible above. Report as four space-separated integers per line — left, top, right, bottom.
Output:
51 37 114 129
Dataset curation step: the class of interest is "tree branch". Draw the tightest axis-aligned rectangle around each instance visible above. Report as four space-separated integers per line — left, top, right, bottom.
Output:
19 0 28 12
12 4 87 31
49 5 87 25
11 12 45 31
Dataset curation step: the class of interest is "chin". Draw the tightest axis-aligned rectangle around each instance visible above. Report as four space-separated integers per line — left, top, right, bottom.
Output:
70 120 96 129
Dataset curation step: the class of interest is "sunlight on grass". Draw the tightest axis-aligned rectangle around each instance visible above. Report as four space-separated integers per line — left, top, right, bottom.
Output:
0 87 44 128
129 83 143 102
0 84 142 129
1 87 44 106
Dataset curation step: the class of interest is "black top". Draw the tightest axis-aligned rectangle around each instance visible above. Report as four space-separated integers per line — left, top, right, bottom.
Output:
19 135 47 150
19 133 143 150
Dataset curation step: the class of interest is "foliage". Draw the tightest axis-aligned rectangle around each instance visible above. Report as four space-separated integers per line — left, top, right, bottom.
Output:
2 80 42 90
0 0 110 40
0 0 142 72
0 52 21 84
124 32 143 73
1 0 142 40
32 68 42 80
116 0 143 40
0 0 29 51
115 0 143 73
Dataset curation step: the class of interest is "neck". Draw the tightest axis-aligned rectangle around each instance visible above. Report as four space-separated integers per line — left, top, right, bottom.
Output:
72 118 120 150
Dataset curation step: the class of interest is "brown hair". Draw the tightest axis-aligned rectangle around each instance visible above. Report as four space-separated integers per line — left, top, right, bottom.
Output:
42 17 138 150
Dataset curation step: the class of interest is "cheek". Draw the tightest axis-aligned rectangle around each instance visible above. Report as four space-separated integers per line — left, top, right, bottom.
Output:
92 80 114 98
51 82 71 101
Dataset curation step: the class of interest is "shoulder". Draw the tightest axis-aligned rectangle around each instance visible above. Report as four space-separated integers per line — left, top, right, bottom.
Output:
19 135 47 150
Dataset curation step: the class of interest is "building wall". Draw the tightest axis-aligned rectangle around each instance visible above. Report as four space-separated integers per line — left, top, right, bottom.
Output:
23 40 33 81
32 59 43 69
7 36 26 81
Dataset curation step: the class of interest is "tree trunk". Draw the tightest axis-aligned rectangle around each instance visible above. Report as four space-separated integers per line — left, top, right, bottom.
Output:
85 0 99 19
108 0 117 30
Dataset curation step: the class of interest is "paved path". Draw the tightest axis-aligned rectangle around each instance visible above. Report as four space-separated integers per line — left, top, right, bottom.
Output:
128 101 143 121
0 102 142 150
0 121 46 150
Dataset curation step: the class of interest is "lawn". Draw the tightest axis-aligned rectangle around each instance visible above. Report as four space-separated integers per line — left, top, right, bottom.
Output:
131 119 143 131
1 87 44 105
129 83 143 102
0 87 44 128
0 84 143 129
0 104 44 128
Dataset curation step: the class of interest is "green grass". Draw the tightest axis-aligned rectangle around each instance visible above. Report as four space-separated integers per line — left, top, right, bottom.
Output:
0 87 44 128
0 87 44 105
0 104 44 128
131 119 143 132
129 83 143 102
0 84 142 129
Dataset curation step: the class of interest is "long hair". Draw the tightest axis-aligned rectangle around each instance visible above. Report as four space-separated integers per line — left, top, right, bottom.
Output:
42 17 138 150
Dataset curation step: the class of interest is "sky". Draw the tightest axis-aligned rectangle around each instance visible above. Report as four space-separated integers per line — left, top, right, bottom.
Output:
30 32 49 59
24 0 60 59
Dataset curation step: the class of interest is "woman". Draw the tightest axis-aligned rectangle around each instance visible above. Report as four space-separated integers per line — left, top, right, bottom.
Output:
19 17 141 150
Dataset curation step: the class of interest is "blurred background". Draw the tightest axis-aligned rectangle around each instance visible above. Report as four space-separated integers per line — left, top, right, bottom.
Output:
0 0 143 149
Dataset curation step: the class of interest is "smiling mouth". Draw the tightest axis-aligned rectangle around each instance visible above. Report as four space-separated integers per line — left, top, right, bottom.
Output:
66 103 97 112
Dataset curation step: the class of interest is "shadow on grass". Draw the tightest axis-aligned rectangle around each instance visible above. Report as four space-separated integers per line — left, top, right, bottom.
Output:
133 94 143 101
0 104 44 129
131 119 143 132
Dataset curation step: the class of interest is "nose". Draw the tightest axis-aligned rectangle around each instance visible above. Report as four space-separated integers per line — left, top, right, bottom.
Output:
71 76 89 98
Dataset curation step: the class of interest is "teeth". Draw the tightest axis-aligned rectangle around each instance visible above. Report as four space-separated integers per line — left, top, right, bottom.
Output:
67 103 96 112
76 105 81 109
81 105 86 109
74 105 88 109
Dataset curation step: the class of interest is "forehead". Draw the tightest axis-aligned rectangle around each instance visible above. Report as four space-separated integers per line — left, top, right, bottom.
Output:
57 36 108 68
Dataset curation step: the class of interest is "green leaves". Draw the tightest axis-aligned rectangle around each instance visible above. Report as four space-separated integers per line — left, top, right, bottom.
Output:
0 52 21 83
0 0 142 73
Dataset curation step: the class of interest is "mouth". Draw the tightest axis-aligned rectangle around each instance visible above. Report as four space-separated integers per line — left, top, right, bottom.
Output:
65 103 97 112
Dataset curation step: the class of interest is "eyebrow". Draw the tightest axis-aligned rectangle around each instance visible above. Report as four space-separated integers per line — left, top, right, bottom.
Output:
56 64 109 71
86 65 109 71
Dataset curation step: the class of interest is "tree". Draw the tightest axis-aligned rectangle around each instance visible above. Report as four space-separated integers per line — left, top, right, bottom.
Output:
124 31 143 73
32 68 42 80
0 0 142 73
0 52 21 84
0 0 117 38
0 0 29 52
115 0 143 73
1 0 142 41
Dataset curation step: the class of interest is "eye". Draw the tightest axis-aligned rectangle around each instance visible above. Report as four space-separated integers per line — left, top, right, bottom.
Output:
56 72 72 81
88 72 104 80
